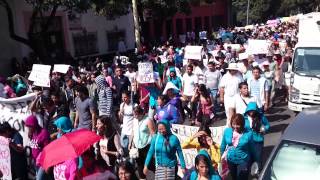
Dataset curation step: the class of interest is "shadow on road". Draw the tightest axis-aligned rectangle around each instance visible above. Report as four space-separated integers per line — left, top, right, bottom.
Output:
266 114 291 122
268 123 289 134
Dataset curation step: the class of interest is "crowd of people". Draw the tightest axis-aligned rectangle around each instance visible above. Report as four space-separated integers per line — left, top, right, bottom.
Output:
0 16 299 180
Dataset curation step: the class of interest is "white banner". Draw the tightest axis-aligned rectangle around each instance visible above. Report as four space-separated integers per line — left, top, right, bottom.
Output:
28 64 51 87
137 62 155 84
247 39 269 55
184 46 203 60
171 124 226 169
53 64 70 74
0 93 36 146
0 137 11 180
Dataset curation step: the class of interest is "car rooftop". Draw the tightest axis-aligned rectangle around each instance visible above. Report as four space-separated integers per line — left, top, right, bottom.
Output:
282 108 320 146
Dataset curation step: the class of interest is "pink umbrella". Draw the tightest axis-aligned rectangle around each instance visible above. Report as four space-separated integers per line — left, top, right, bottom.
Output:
38 129 101 170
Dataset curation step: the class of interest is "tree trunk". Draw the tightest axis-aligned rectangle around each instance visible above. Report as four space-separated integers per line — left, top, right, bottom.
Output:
132 0 141 50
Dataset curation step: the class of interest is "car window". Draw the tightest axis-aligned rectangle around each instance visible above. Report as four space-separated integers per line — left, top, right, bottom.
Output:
262 141 320 180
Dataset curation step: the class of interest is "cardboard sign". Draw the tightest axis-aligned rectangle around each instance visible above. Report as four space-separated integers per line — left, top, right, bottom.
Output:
137 62 154 84
171 124 226 169
53 65 70 74
28 64 51 87
223 43 241 51
199 31 207 40
0 136 12 180
184 46 203 60
247 39 269 55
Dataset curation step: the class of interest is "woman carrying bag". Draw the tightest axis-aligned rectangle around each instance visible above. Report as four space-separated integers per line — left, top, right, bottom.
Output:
129 105 156 179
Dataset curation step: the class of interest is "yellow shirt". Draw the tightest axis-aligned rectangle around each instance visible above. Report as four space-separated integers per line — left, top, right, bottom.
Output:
182 137 221 169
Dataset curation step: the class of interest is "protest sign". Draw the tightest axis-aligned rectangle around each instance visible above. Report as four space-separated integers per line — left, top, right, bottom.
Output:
247 39 269 55
53 64 70 74
0 137 11 180
184 46 203 60
171 124 226 169
223 43 241 51
0 93 36 146
137 62 154 83
28 64 51 87
199 31 207 40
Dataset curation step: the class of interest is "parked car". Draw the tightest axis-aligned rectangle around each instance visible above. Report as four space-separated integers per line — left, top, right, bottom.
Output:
259 108 320 180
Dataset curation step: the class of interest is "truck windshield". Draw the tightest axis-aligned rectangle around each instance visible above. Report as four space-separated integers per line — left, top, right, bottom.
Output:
261 141 320 180
293 48 320 77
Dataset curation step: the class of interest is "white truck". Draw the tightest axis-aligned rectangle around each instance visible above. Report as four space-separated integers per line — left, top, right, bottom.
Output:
288 12 320 112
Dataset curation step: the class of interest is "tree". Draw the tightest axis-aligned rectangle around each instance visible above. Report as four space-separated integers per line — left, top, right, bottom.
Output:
232 0 272 26
0 0 130 62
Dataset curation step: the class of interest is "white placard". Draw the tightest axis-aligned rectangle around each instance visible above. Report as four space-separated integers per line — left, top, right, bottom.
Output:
53 64 70 74
247 39 269 55
223 43 241 51
28 64 51 87
199 31 207 40
137 62 154 84
184 46 203 60
0 137 11 180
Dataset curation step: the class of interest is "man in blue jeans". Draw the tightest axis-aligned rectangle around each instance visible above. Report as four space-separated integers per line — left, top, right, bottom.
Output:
204 62 222 112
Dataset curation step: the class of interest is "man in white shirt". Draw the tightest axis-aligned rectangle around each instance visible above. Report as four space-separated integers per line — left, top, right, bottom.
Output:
205 61 222 110
247 66 269 112
182 64 198 124
219 63 244 126
230 82 257 116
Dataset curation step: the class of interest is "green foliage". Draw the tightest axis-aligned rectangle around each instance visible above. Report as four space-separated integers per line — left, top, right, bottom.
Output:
232 0 320 25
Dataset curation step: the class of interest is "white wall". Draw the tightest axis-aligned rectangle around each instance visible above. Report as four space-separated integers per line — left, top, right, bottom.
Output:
0 0 135 73
68 10 135 57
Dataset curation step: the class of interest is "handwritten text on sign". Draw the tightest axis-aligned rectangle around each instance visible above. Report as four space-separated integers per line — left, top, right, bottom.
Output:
0 137 11 180
171 124 225 169
137 62 155 83
28 64 51 87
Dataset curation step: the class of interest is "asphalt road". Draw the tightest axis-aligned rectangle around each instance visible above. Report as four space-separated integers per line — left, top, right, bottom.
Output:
145 100 296 180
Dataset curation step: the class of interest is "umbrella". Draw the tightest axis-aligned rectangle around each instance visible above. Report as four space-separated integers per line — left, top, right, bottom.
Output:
38 129 101 170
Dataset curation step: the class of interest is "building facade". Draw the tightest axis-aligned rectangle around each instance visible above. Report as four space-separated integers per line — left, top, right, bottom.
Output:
0 0 135 75
141 0 229 42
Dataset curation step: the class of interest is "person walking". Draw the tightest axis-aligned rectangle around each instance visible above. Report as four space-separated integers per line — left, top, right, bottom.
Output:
220 114 257 180
143 120 186 179
244 102 270 169
247 66 269 112
219 63 243 126
204 61 222 112
74 85 97 131
182 64 198 125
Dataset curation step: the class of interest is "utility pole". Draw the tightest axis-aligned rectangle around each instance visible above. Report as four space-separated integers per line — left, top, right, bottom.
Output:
246 0 250 25
132 0 141 50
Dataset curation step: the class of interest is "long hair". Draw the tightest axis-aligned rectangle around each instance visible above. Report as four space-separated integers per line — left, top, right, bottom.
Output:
250 111 262 133
231 114 245 133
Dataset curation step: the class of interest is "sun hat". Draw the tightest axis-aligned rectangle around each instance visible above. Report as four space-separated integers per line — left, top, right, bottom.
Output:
226 63 239 71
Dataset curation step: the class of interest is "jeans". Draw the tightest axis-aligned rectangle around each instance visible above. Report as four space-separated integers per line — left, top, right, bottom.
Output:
254 142 263 169
121 134 130 156
36 166 46 180
228 161 250 180
209 89 219 112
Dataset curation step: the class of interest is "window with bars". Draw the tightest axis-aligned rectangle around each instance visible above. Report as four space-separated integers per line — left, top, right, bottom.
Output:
73 32 98 57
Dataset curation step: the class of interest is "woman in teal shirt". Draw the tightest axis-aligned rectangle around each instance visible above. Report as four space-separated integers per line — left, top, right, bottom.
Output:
167 67 182 93
143 120 186 179
244 102 270 169
220 114 257 180
190 149 221 180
